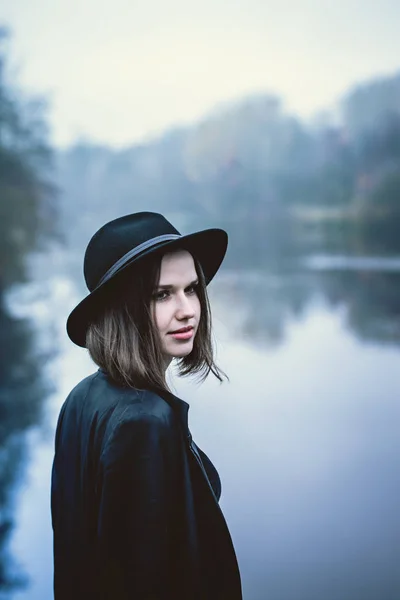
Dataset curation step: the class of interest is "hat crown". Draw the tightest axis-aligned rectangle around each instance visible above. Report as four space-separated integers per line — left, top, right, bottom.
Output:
84 212 180 291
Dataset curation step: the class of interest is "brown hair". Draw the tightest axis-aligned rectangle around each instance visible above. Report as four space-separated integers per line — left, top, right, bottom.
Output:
86 249 226 390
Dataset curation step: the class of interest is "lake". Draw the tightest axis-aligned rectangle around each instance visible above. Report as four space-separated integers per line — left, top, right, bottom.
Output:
3 262 400 600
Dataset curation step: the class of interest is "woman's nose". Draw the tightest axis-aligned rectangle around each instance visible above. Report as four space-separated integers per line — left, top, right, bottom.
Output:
175 293 195 319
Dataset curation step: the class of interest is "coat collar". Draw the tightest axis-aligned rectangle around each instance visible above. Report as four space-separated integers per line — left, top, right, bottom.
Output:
150 386 191 441
97 369 191 440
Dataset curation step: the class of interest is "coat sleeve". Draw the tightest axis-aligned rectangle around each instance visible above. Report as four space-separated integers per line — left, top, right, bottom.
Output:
96 410 183 599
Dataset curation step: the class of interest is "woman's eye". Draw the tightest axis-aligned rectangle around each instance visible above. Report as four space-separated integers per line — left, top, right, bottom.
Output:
186 284 198 295
154 290 169 301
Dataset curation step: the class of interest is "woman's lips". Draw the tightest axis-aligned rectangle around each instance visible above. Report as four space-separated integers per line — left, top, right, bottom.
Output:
169 327 194 340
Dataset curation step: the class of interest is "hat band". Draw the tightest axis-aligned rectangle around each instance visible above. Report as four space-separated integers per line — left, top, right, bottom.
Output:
96 233 181 288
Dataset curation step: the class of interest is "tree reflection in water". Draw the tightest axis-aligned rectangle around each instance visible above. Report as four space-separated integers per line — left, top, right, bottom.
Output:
212 266 400 350
0 295 51 597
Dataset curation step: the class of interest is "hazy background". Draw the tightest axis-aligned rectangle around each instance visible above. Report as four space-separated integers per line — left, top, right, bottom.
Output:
1 1 400 599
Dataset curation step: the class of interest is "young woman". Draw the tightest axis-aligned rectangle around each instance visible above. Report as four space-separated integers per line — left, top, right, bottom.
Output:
51 211 242 600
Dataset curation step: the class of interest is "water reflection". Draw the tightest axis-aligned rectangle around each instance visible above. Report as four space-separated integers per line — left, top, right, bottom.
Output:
213 262 400 350
210 271 315 347
0 295 51 598
319 269 400 344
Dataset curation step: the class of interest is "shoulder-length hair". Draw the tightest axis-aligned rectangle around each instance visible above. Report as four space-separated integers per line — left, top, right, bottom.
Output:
86 248 226 391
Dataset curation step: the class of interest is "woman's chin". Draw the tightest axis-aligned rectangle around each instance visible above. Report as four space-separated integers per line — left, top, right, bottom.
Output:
173 349 193 359
168 345 194 359
161 337 195 360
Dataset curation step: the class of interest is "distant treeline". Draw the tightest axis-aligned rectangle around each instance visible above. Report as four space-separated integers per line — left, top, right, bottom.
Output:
58 72 400 268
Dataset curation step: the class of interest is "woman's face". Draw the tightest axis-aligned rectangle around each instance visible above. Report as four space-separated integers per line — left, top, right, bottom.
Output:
152 250 201 362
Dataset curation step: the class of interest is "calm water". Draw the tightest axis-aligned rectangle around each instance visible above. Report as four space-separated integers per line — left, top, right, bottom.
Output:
3 266 400 600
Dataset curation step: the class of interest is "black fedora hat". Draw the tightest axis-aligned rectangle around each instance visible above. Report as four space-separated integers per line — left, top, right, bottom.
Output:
66 211 228 347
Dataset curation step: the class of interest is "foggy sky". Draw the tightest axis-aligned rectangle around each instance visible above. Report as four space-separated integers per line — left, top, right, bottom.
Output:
3 0 400 147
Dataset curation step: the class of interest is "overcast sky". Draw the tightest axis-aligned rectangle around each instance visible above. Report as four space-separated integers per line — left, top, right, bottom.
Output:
3 0 400 148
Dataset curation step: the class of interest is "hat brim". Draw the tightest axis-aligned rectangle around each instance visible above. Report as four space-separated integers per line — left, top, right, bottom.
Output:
66 228 228 347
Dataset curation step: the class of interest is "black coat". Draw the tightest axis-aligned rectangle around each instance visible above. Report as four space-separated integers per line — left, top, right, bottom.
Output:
51 369 242 599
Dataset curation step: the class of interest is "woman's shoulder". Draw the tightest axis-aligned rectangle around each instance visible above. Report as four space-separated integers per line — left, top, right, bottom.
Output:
55 371 181 455
63 369 175 425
